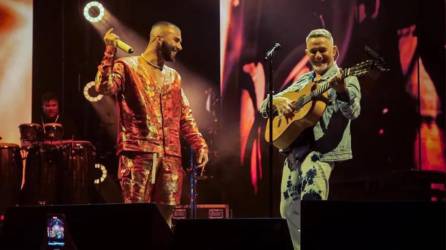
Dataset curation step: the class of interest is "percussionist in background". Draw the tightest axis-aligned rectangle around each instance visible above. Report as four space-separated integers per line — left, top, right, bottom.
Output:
37 91 78 140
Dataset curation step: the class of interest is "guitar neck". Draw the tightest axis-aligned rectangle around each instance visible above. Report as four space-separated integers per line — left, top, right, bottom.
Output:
292 60 377 110
311 76 335 98
296 73 339 109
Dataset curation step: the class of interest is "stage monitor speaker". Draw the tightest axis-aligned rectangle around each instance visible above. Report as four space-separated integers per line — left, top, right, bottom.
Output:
173 218 293 250
173 204 231 219
1 203 172 250
301 201 445 250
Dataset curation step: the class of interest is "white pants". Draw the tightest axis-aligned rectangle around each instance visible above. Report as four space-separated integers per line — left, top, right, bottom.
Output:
280 151 334 250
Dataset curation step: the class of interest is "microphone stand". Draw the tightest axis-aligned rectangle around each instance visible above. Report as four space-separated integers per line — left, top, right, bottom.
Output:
264 47 278 217
189 148 197 219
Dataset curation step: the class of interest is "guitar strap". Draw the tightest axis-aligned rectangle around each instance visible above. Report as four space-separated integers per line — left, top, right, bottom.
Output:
314 71 335 134
319 117 328 134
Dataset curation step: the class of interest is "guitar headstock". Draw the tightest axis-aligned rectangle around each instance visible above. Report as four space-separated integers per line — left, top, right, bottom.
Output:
343 59 390 78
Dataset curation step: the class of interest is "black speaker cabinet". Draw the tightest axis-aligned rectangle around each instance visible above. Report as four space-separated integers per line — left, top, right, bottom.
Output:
173 218 293 250
301 201 445 250
1 203 172 250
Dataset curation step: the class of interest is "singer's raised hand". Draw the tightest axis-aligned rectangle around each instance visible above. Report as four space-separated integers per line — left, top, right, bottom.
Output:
103 28 120 47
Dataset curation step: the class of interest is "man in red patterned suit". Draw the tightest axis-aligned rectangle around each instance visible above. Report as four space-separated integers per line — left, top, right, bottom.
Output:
95 21 208 227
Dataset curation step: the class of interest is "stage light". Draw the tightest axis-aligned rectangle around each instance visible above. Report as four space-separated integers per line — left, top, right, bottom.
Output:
83 81 103 102
94 163 108 184
83 1 105 23
378 128 385 136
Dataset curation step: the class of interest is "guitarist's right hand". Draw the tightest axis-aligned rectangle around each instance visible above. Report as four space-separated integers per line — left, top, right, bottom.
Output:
273 97 294 115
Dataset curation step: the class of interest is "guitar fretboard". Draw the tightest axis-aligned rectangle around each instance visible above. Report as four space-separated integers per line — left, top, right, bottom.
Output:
291 60 377 111
293 75 336 110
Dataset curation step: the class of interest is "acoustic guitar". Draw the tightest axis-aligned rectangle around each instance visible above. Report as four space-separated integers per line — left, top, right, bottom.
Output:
264 60 384 150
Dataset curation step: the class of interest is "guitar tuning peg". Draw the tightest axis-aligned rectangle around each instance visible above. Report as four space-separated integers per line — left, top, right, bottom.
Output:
372 60 390 72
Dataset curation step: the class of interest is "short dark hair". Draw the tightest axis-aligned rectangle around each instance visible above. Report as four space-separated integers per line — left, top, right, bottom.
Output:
149 21 180 40
41 91 59 104
151 21 179 31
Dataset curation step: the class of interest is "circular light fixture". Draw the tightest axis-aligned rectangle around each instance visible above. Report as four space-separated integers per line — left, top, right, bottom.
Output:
83 81 103 102
94 163 108 184
83 1 105 23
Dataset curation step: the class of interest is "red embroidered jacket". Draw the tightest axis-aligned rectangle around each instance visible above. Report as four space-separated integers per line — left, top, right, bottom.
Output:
95 46 208 157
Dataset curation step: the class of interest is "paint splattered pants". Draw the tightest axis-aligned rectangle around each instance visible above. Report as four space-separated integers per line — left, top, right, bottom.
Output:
280 150 334 250
118 152 184 206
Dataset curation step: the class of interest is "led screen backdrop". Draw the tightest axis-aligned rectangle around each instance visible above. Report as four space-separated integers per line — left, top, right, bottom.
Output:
0 0 33 144
219 0 445 215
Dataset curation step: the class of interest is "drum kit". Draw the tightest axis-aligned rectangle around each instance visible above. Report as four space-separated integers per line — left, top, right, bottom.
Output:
0 123 96 212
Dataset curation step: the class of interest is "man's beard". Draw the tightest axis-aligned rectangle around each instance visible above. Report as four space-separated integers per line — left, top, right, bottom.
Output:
160 42 176 62
311 62 329 75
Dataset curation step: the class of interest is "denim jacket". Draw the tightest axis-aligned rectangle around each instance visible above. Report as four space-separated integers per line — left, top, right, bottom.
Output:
260 63 361 162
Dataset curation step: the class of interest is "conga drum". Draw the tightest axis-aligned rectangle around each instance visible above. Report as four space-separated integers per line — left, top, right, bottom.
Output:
60 140 96 204
0 143 22 213
43 123 64 141
19 123 43 147
20 142 63 205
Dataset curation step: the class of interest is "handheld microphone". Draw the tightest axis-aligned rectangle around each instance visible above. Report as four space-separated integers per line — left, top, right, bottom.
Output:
265 42 281 60
116 39 134 54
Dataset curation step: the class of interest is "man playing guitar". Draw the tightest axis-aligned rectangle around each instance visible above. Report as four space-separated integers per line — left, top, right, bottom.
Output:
260 28 361 250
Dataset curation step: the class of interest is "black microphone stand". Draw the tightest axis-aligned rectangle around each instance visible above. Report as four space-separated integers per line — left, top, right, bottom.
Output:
189 148 197 219
264 45 279 217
